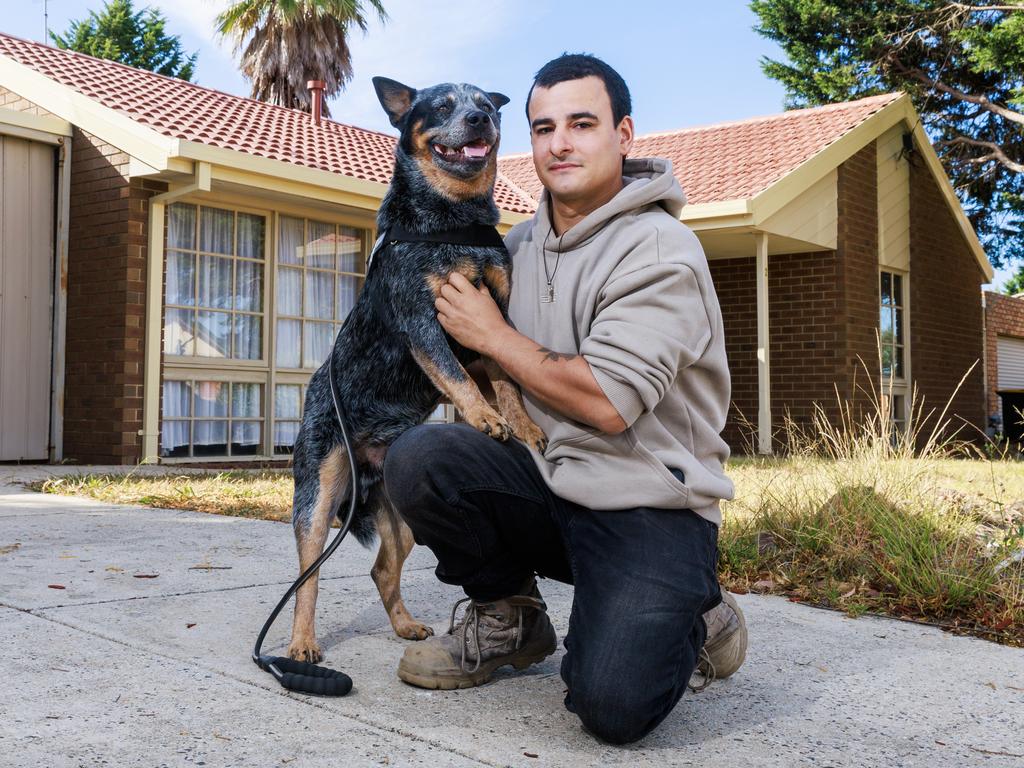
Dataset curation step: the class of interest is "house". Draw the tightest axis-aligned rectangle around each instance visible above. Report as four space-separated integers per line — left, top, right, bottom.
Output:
984 291 1024 444
0 32 992 466
503 93 993 453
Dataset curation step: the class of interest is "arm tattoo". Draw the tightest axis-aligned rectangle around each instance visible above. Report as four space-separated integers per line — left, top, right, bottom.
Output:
538 346 578 363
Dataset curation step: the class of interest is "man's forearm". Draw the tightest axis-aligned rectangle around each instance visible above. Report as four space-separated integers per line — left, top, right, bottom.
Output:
481 326 626 434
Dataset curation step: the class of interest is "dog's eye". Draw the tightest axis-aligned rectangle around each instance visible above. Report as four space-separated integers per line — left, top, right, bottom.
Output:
436 103 451 114
481 102 494 113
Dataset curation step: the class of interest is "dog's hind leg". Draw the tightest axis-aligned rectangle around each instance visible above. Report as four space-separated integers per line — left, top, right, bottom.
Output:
371 498 434 640
288 443 349 663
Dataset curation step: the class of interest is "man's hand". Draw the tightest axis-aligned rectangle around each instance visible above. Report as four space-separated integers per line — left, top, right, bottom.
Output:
435 272 509 355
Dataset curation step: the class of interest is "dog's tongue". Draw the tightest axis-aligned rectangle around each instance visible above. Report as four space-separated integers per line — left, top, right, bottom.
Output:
463 142 489 158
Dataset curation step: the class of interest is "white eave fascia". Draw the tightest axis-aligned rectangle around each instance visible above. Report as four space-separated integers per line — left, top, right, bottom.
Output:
0 53 179 170
680 198 754 229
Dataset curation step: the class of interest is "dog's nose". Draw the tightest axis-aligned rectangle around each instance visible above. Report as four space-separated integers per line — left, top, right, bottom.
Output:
465 110 490 126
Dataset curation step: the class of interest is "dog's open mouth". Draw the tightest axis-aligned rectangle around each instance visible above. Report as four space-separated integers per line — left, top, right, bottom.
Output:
432 139 492 162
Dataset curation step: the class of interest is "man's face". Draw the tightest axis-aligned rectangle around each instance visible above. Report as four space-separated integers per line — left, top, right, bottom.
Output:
527 75 633 209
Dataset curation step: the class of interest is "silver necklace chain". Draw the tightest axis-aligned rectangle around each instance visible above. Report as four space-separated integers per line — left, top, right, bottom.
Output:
541 227 563 303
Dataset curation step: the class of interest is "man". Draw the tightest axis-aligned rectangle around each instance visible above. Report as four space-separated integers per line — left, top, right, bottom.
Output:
382 53 745 744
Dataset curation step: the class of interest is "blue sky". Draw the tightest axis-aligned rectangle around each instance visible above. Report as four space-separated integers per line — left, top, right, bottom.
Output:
6 0 1015 287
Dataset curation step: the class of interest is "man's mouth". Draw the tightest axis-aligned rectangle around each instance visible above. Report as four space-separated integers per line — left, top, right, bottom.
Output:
432 139 493 161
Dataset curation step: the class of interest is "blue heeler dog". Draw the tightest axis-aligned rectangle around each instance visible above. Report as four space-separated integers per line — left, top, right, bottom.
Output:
287 77 547 663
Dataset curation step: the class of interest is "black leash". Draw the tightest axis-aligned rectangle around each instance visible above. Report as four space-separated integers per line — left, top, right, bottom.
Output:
251 222 504 697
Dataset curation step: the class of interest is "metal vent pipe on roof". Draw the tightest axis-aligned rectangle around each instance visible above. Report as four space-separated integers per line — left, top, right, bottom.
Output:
307 80 325 126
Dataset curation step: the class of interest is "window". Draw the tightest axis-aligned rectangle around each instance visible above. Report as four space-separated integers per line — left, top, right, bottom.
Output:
276 216 366 370
161 380 263 458
164 204 265 360
880 271 905 380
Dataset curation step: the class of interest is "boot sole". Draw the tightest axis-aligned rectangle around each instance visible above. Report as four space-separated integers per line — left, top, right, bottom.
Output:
397 641 556 690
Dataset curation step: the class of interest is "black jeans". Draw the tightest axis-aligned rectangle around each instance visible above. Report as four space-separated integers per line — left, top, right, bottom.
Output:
383 422 722 744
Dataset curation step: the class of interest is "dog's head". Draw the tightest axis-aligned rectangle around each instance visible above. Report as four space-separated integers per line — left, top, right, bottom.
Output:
373 77 510 200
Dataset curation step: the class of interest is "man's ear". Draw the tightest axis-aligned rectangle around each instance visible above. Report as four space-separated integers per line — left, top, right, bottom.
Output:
373 77 417 127
487 91 510 111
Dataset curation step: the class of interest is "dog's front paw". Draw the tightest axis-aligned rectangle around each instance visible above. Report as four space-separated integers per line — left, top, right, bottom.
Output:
515 420 548 453
465 404 513 442
393 618 435 641
287 637 323 664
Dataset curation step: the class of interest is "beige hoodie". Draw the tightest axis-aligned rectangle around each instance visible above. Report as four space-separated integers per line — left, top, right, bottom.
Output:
504 157 734 525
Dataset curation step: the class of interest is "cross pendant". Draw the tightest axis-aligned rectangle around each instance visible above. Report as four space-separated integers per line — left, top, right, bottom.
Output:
541 284 555 303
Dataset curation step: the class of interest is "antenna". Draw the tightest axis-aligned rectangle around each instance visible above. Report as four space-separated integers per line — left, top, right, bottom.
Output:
44 0 49 41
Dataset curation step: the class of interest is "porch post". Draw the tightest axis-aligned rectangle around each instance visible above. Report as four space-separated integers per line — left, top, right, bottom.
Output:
756 232 773 454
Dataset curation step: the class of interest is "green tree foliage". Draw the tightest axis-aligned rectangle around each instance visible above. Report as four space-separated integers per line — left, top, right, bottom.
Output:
50 0 197 81
751 1 1024 270
1003 264 1024 294
216 0 387 118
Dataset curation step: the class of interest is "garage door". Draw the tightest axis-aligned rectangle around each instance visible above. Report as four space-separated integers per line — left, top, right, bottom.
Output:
998 335 1024 391
0 134 55 461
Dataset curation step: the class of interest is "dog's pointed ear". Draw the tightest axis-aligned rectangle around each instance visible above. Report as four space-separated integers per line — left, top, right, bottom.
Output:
487 91 510 111
373 77 417 127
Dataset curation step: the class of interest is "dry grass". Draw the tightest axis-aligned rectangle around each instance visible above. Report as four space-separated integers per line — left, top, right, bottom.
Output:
30 470 295 523
721 354 1024 646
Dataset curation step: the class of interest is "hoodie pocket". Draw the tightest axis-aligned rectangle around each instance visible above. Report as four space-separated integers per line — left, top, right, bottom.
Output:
625 429 691 504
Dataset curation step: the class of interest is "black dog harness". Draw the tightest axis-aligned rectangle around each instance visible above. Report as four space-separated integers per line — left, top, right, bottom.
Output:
366 222 506 274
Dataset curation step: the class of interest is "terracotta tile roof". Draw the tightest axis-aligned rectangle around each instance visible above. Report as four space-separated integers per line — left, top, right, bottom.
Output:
498 93 904 207
0 32 536 214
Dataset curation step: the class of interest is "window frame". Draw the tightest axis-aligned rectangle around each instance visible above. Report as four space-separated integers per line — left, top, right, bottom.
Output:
879 268 911 436
160 197 380 462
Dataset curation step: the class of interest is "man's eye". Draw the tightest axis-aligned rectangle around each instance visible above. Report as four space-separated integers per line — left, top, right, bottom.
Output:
574 122 592 129
535 126 552 134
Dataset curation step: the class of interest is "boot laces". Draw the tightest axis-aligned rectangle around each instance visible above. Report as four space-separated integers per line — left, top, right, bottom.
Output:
688 646 717 693
447 594 547 674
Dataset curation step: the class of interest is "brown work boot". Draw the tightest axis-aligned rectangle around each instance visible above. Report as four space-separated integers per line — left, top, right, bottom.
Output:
689 591 747 692
397 577 557 690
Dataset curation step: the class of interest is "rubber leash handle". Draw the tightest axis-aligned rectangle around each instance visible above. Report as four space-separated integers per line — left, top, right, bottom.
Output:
261 656 353 697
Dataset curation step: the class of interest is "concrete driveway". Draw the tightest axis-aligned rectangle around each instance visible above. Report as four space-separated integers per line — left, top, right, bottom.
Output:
1 467 1022 767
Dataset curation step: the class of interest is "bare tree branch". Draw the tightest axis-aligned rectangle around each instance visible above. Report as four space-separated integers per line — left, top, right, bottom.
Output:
885 57 1024 126
937 136 1024 173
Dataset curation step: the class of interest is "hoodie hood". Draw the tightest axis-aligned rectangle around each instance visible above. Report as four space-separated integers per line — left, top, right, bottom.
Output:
532 157 686 252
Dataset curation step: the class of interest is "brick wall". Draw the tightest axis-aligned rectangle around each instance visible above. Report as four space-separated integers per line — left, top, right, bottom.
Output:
908 158 987 446
711 251 842 452
1 85 166 464
983 291 1024 418
835 143 882 407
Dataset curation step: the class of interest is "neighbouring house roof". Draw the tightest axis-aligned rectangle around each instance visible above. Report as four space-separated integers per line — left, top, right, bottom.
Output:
498 93 902 206
0 32 536 215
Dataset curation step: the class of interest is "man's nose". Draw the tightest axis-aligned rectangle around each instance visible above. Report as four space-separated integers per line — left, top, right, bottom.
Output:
550 126 573 155
465 110 491 126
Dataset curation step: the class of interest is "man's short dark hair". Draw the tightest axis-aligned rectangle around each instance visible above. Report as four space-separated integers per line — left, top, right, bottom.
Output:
526 53 632 126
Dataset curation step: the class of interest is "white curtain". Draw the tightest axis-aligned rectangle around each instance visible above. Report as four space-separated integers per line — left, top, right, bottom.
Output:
303 322 334 368
237 213 265 260
165 252 194 306
200 207 234 254
276 319 301 368
275 384 301 419
163 308 195 355
279 216 304 265
193 381 228 449
160 381 191 456
337 275 358 320
167 204 196 250
338 226 361 272
305 271 334 319
308 220 335 268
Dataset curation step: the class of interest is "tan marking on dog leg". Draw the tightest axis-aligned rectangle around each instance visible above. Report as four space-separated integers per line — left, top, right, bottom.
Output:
482 264 510 306
411 348 511 441
372 507 433 640
481 356 548 452
288 445 349 663
428 260 483 299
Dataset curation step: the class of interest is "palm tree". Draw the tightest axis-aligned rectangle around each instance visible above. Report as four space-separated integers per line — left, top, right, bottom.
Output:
216 0 387 118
